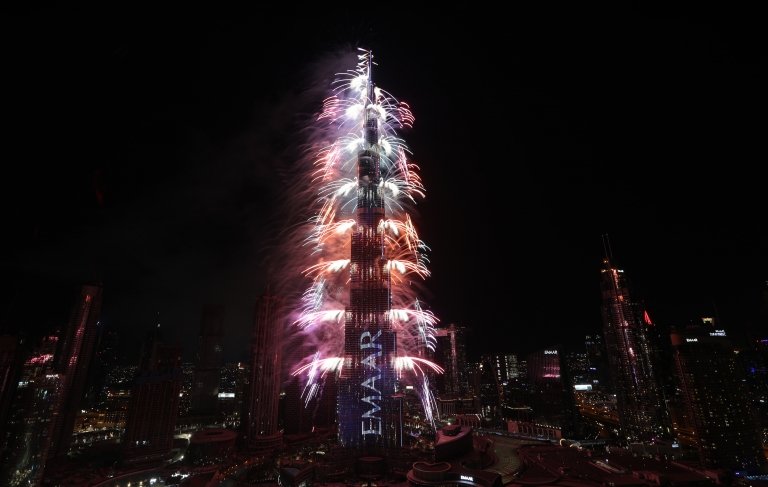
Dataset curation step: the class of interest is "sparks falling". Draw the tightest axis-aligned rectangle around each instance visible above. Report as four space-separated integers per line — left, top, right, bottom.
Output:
291 49 441 433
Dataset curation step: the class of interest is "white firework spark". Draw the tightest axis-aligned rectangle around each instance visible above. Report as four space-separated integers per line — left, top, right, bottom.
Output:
289 49 441 421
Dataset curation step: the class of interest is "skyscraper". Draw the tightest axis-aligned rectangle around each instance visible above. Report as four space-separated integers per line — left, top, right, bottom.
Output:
741 335 768 454
477 355 504 421
526 348 578 436
336 55 400 452
49 283 103 458
504 354 521 380
218 361 248 428
283 376 337 434
584 334 609 391
1 335 60 486
243 291 283 453
190 304 224 419
122 327 182 466
600 255 667 441
84 328 119 409
671 322 767 474
0 335 24 444
435 324 469 397
281 377 314 436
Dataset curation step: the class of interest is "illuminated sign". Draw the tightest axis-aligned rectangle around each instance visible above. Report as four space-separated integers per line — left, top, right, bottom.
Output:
686 338 698 342
360 330 382 437
544 350 558 355
574 384 592 391
709 330 726 337
460 475 474 482
217 392 235 398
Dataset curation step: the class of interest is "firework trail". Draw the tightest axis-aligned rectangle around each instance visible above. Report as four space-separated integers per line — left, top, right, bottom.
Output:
282 49 441 429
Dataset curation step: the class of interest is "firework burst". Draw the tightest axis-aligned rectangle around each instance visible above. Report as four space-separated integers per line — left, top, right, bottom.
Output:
288 49 441 430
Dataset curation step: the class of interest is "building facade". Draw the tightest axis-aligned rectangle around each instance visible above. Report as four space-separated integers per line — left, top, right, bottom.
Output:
244 292 284 452
122 332 182 466
190 304 224 419
600 257 667 441
336 57 400 452
671 323 767 473
48 283 104 458
435 324 469 397
0 335 60 486
526 348 578 435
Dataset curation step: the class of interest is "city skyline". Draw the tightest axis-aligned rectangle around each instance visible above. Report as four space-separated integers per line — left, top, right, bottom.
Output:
1 237 766 483
2 7 767 364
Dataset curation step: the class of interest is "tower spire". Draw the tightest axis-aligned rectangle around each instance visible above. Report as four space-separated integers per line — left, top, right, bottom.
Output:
367 48 373 85
363 49 378 149
602 233 613 262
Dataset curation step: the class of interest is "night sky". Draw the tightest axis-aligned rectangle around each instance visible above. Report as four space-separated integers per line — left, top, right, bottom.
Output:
2 6 766 363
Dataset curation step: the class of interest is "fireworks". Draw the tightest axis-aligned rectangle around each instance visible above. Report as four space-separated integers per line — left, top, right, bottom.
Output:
290 49 441 431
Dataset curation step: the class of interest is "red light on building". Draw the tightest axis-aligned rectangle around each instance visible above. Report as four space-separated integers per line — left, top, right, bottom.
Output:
643 310 653 326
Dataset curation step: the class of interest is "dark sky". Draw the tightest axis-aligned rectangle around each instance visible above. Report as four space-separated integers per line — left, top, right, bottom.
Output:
1 6 766 363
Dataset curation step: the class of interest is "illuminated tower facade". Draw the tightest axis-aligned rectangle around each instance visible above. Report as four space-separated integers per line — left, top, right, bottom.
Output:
337 56 400 451
49 283 103 458
191 304 224 418
244 292 283 453
600 256 667 441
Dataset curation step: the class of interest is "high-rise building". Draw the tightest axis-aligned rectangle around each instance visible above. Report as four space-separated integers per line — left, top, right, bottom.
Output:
178 362 195 418
336 56 400 452
741 335 768 452
279 336 312 436
434 324 469 397
281 377 313 436
491 354 508 385
479 353 518 404
600 255 667 441
122 327 182 466
0 335 60 486
671 322 767 474
566 351 589 386
48 283 103 458
477 356 503 422
84 328 119 409
99 364 134 433
243 292 284 453
504 354 520 380
466 361 482 398
0 335 25 444
219 361 248 428
504 355 529 408
526 348 578 435
584 334 609 391
190 304 224 419
281 372 338 437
